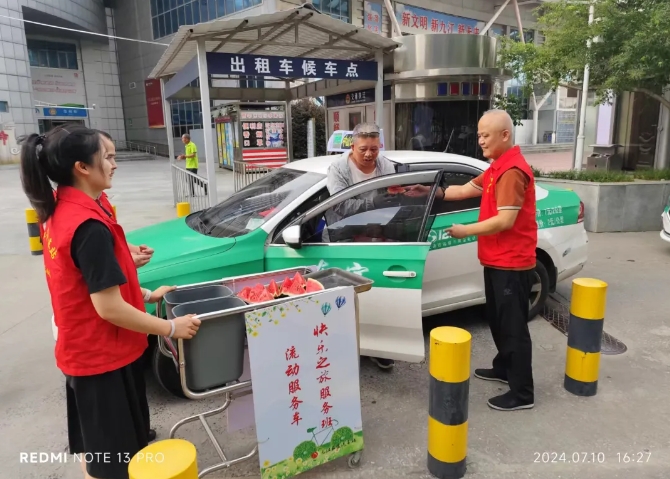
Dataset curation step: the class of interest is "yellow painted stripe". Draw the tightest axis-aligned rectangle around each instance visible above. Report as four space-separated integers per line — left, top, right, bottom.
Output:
570 278 607 320
427 416 467 464
25 208 39 223
429 327 471 384
29 236 42 251
565 346 600 383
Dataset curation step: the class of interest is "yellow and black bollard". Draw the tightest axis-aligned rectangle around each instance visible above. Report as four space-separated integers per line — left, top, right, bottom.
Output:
564 278 607 397
128 438 198 479
427 326 470 479
176 202 190 218
25 208 42 255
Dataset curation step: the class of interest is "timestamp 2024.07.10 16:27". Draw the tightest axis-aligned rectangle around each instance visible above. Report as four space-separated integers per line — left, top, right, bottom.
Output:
533 451 652 464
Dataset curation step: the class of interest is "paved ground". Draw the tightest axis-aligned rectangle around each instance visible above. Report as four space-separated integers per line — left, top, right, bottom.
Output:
525 151 573 173
2 159 670 479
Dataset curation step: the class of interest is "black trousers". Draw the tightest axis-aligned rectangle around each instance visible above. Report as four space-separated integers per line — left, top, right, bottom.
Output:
66 357 150 479
484 267 535 403
186 167 208 196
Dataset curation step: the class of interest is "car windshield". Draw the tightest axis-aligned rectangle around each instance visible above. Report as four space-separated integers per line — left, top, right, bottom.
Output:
189 168 325 238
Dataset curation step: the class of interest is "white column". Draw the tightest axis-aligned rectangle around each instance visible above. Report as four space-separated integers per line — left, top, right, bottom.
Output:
656 90 670 169
160 77 177 206
196 37 218 206
375 50 384 137
574 2 595 170
285 81 293 162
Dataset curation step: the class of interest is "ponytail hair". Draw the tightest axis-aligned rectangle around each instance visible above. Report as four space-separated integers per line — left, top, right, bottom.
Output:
19 124 103 223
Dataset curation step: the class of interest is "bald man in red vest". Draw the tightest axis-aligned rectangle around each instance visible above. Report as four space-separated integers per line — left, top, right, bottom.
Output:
407 109 537 411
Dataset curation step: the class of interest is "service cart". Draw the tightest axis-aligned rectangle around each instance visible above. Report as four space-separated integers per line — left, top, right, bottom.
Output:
155 267 372 478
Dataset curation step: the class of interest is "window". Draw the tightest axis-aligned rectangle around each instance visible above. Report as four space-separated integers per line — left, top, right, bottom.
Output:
190 169 326 238
431 171 482 215
312 0 349 22
151 0 263 39
313 182 435 244
0 101 8 112
171 79 205 138
27 40 78 70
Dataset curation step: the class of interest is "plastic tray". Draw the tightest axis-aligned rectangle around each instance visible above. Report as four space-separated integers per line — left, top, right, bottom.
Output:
304 269 373 294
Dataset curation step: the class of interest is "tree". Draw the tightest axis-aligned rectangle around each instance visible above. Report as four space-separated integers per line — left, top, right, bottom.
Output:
499 0 670 111
291 98 327 159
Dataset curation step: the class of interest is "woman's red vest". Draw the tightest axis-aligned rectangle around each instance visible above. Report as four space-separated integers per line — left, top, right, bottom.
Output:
43 186 147 376
477 146 538 270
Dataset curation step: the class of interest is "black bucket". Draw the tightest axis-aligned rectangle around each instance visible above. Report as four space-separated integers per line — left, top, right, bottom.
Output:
172 296 246 392
164 284 233 320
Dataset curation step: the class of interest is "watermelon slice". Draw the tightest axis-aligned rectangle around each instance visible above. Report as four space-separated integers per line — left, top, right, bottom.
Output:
281 275 293 291
292 272 307 289
388 186 406 195
267 279 281 298
305 278 324 293
283 279 306 297
237 286 252 301
247 288 275 303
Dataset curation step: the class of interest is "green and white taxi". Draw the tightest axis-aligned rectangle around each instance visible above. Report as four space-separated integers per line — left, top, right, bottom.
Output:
126 151 588 392
661 203 670 243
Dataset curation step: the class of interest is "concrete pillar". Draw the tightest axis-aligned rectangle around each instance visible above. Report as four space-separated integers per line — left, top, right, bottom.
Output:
196 38 218 206
161 77 177 206
655 90 670 169
375 50 384 136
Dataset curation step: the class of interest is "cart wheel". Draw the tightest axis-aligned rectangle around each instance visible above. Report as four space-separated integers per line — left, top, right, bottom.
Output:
151 343 185 398
347 451 362 469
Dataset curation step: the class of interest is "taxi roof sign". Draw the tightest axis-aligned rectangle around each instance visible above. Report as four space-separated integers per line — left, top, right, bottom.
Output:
327 129 385 153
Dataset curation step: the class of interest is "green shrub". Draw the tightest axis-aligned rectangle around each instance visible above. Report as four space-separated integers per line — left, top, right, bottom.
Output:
539 169 631 182
293 440 317 461
291 99 327 159
330 427 354 448
631 169 670 181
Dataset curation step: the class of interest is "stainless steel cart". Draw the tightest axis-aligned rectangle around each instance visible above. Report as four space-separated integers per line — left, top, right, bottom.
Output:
154 267 373 477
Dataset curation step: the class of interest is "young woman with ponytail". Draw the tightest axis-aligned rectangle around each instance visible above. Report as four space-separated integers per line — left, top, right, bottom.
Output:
20 124 201 479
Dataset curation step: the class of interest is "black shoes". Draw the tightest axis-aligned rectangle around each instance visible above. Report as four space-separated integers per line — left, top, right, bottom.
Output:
474 368 508 384
475 368 534 410
487 391 534 411
370 357 395 370
148 429 157 442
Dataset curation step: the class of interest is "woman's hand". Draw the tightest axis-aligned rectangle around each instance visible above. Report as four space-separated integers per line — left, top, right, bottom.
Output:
149 286 176 303
171 315 201 339
403 184 431 197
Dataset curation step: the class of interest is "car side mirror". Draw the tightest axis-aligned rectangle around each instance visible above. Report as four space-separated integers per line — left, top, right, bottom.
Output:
282 225 302 249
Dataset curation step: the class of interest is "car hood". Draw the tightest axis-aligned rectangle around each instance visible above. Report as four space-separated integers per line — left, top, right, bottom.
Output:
125 217 235 276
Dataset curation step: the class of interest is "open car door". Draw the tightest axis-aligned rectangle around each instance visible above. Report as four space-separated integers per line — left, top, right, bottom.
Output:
265 170 443 362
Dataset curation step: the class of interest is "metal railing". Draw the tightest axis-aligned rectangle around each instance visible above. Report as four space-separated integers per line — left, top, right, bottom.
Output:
114 140 158 158
233 160 273 192
171 163 210 213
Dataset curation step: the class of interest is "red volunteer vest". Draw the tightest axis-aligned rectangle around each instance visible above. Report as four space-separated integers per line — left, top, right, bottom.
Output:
477 146 537 269
43 186 147 376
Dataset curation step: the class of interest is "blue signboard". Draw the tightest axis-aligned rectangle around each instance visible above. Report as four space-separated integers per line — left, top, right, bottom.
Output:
395 3 483 35
206 52 378 82
42 107 87 118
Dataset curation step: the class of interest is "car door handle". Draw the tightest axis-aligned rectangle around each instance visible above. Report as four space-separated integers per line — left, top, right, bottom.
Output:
383 271 417 278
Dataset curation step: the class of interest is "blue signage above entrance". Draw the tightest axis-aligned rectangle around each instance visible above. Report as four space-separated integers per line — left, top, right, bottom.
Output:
42 107 88 118
206 52 378 82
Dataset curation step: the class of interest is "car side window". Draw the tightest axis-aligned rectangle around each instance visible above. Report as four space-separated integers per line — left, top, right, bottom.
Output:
431 171 482 215
273 187 330 244
305 181 436 244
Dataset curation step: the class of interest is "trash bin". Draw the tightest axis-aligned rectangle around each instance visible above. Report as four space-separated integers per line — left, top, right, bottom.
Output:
586 144 623 171
164 284 233 320
172 296 247 392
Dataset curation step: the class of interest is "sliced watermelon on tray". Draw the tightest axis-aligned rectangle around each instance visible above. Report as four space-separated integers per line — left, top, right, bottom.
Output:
305 278 324 293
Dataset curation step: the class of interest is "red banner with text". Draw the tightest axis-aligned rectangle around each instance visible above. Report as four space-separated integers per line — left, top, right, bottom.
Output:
145 79 164 128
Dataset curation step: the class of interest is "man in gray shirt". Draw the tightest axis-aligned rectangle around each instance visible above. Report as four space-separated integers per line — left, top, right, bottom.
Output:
325 122 398 371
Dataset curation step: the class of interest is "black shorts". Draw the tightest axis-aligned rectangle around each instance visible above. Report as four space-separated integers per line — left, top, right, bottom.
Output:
66 357 150 479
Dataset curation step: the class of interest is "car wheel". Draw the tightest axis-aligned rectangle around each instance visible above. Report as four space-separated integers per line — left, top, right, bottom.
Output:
529 260 550 321
151 343 186 398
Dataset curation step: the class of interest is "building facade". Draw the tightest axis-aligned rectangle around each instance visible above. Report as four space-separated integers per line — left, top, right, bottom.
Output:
0 0 124 163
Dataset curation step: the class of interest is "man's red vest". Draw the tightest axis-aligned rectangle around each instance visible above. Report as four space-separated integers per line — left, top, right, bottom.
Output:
477 146 537 269
43 186 147 376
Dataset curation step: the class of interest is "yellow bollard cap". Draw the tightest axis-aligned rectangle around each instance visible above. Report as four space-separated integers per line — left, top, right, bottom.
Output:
128 439 198 479
571 278 608 320
176 202 190 218
25 208 39 223
429 326 471 384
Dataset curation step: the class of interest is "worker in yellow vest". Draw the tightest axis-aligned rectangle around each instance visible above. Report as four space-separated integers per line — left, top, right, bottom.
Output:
178 133 208 196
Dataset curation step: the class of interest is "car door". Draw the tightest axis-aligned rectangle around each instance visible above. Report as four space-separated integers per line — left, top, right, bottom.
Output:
406 163 486 313
265 170 443 363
